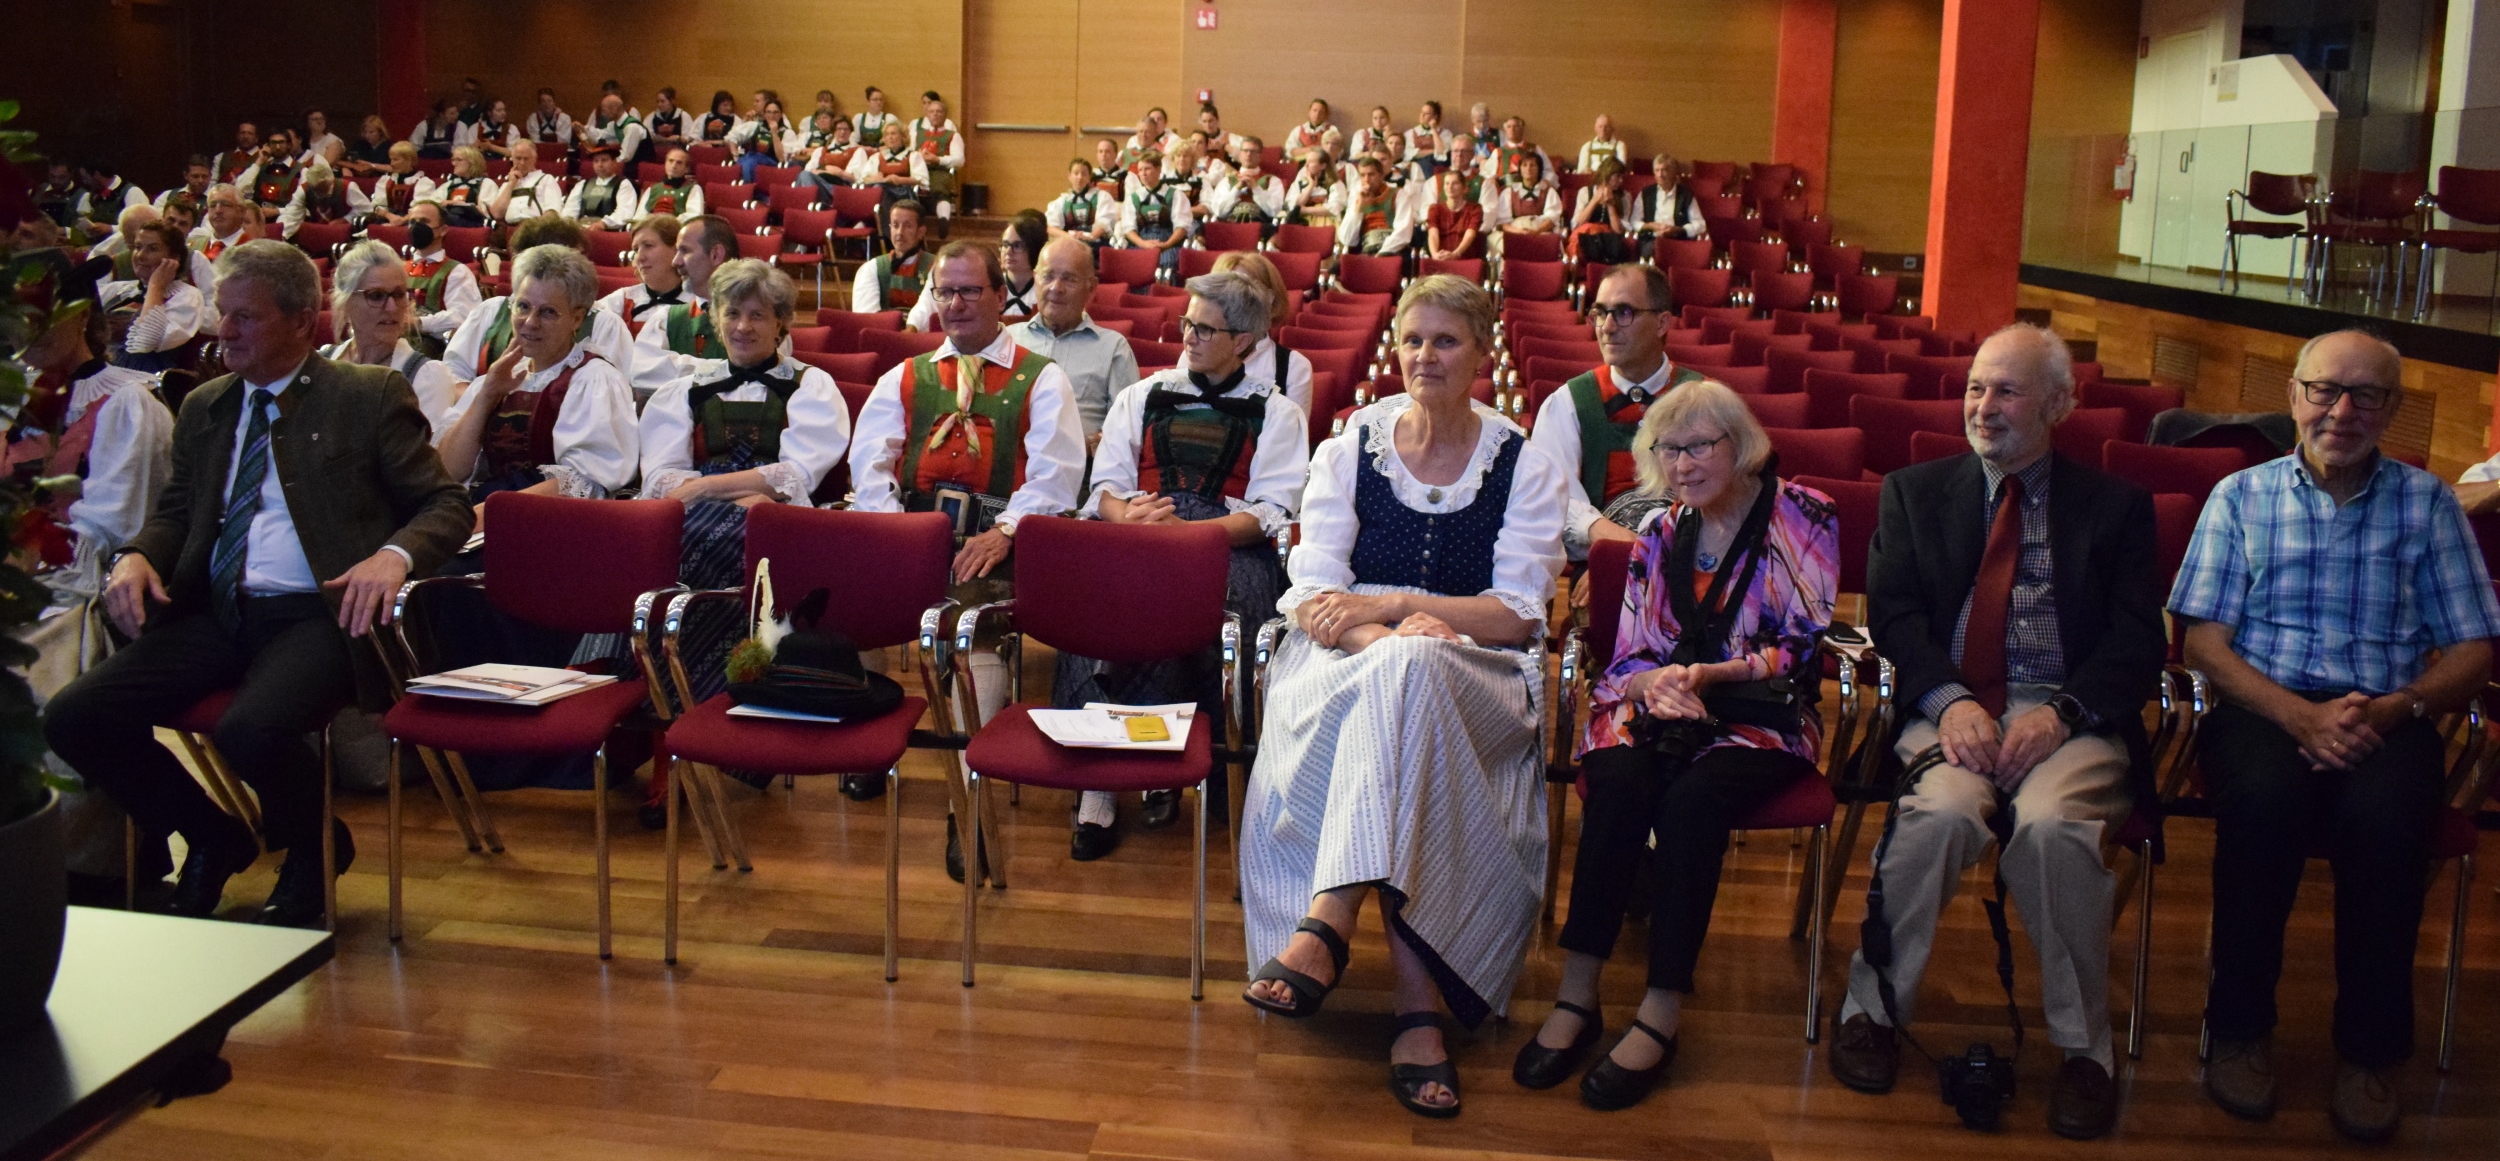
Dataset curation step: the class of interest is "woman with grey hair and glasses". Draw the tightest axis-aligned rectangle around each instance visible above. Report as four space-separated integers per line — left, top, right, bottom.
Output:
434 243 638 508
323 239 463 437
1051 269 1311 861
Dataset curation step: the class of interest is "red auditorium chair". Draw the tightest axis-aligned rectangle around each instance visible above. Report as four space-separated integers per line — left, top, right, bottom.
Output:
583 228 632 266
1418 258 1485 284
1197 221 1261 252
1278 325 1368 355
813 308 905 350
1804 369 1910 429
1750 271 1817 316
1765 427 1867 480
1852 396 1967 474
1765 347 1857 395
1682 364 1770 394
1730 331 1812 368
382 493 682 959
765 183 822 221
1267 250 1325 296
1176 248 1223 280
956 518 1235 995
829 186 883 260
1097 246 1161 291
1782 217 1834 258
1804 320 1878 350
1743 391 1812 429
1501 233 1564 264
1524 355 1596 387
1090 303 1175 342
1810 244 1869 288
1908 430 1967 465
716 205 770 234
1842 335 1921 373
1514 336 1600 367
1131 338 1185 369
1268 224 1335 254
1652 238 1714 270
1501 260 1570 304
1664 341 1734 367
2411 166 2500 318
733 233 782 260
654 508 955 972
793 351 877 381
859 327 947 376
787 326 834 353
2102 442 2248 505
1888 353 1976 399
1730 240 1792 279
2080 380 2185 443
1669 267 1735 315
1834 273 1902 320
2051 407 2131 463
1335 253 1404 295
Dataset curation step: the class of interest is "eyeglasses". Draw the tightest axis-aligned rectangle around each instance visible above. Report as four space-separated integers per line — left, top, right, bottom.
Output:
1179 319 1246 344
2297 378 2395 412
1654 433 1727 462
355 288 412 305
1589 304 1658 330
925 285 993 305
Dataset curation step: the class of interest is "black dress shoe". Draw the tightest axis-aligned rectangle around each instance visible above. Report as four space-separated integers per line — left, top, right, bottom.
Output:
1828 1012 1900 1094
944 814 991 884
2048 1056 2119 1140
1139 789 1180 830
256 821 355 929
1513 1000 1602 1090
165 820 259 919
1070 822 1120 861
839 773 886 801
1579 1019 1676 1111
637 802 668 831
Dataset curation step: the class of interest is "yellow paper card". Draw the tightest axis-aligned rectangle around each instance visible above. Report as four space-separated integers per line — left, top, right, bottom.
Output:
1124 715 1171 743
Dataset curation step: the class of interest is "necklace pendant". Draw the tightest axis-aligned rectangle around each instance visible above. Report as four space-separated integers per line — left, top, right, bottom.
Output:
1698 551 1719 571
1426 487 1444 503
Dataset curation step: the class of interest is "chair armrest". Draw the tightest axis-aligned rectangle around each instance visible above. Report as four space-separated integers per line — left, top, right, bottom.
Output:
1250 615 1289 737
630 583 692 717
654 586 740 718
2157 664 2211 802
387 573 484 681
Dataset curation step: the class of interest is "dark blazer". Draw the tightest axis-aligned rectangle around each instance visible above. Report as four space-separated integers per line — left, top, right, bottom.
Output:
1866 451 2165 788
126 355 474 703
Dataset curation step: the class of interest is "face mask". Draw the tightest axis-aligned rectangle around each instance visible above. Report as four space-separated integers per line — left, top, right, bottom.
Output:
408 221 435 250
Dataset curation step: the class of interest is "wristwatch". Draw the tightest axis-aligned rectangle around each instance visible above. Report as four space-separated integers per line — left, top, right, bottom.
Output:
2048 693 2090 733
2398 688 2428 720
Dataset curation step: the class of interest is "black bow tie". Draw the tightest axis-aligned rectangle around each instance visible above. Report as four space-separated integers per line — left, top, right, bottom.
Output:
628 288 683 321
1147 369 1264 422
687 359 790 411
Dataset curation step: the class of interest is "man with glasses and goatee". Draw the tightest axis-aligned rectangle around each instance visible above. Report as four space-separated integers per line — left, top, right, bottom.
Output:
2171 328 2500 1142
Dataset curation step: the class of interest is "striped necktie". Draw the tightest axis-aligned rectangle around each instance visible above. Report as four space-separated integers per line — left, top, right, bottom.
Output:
208 388 276 629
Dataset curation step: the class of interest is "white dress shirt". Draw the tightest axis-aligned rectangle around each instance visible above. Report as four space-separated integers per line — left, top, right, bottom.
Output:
443 294 639 386
1042 189 1116 240
850 248 932 315
322 338 463 440
1203 171 1288 223
849 327 1086 531
1086 367 1309 537
562 177 637 229
408 249 483 339
638 358 853 505
226 359 322 595
1240 336 1315 418
489 170 566 223
434 344 638 498
1526 357 1676 553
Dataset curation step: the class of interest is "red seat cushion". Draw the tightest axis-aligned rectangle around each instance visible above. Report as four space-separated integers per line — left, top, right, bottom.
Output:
2429 806 2480 861
662 693 925 775
165 689 238 734
383 678 651 756
1733 769 1836 831
964 702 1212 792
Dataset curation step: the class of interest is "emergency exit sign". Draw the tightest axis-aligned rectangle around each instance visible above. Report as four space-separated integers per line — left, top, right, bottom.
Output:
1195 4 1217 29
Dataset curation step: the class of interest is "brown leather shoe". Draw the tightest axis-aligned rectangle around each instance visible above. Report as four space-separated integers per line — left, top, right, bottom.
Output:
2048 1056 2119 1140
2203 1036 2277 1121
1828 1012 1898 1094
2329 1060 2400 1143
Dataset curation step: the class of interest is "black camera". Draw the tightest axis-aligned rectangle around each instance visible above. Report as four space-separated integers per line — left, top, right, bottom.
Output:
1938 1042 2018 1130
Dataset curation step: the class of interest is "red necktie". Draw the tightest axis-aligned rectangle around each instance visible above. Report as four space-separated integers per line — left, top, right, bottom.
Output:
1961 474 2025 718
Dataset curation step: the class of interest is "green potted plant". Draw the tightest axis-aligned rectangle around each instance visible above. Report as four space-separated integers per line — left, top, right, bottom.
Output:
0 99 84 1036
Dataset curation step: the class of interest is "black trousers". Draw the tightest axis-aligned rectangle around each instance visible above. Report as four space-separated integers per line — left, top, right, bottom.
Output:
1559 742 1813 992
44 595 355 854
2200 699 2445 1066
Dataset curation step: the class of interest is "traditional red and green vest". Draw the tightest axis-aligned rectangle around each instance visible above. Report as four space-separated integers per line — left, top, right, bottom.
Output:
1128 187 1173 233
873 250 926 306
378 174 420 215
252 163 300 209
661 299 721 359
701 112 736 141
855 111 896 145
876 149 914 180
686 366 798 473
915 125 954 164
299 183 352 224
576 176 624 220
479 298 600 369
1565 362 1705 507
900 347 1051 502
407 256 453 315
742 122 782 156
477 360 581 492
1354 193 1396 239
644 179 695 217
437 177 485 207
1136 378 1267 504
213 151 252 184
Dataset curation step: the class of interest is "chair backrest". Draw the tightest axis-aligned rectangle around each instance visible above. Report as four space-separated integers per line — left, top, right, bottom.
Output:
783 208 839 246
1089 303 1174 341
1730 239 1790 277
1584 536 1636 668
1652 238 1714 270
2050 408 2130 464
1743 390 1811 429
814 308 905 350
1269 224 1336 254
1292 311 1375 334
1852 396 1967 474
1699 316 1775 345
831 185 883 225
441 226 490 262
1750 271 1817 315
291 221 350 257
858 327 946 375
1524 354 1596 387
1299 344 1367 389
1502 260 1568 302
1764 346 1857 395
2102 441 2247 505
583 228 632 266
1337 253 1404 295
482 493 682 634
1266 248 1324 292
742 507 953 652
1014 516 1230 663
2339 169 2427 222
787 325 834 352
1663 341 1733 367
1198 220 1261 252
1130 338 1185 367
1668 266 1733 311
1501 233 1564 264
2078 379 2183 443
1804 368 1910 429
1689 160 1740 185
1764 426 1866 480
716 205 769 234
366 223 412 253
1510 319 1594 344
1789 475 1881 594
2243 171 2317 218
2434 165 2500 226
733 234 780 259
1175 247 1221 280
1682 362 1770 394
767 183 821 214
1278 325 1368 353
793 350 878 381
1418 257 1485 283
1729 330 1812 368
1908 429 1966 465
1887 352 1976 399
1096 245 1160 290
1515 335 1600 365
1781 217 1834 255
1803 319 1878 350
1834 273 1900 320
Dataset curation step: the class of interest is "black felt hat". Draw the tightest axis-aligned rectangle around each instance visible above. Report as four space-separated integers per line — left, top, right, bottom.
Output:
726 588 903 720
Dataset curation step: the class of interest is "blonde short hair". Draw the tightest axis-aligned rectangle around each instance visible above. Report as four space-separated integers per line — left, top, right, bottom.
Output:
1394 274 1496 352
451 146 486 176
1631 378 1772 496
1211 250 1290 330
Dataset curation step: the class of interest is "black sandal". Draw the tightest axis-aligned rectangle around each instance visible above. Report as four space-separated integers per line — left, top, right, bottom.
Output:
1513 999 1603 1090
1388 1011 1462 1119
1579 1018 1678 1111
1243 916 1350 1018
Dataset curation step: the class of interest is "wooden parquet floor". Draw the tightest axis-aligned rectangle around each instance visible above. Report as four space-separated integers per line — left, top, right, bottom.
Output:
83 650 2500 1160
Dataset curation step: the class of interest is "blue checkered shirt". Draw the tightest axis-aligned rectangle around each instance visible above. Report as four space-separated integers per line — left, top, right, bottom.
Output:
2167 453 2500 694
1921 455 2067 723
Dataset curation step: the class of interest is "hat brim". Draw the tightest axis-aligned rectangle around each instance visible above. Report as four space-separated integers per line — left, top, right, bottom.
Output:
727 669 904 721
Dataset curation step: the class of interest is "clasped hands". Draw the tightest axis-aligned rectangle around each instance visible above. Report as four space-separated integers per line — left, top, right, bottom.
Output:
1298 590 1458 652
1935 699 2069 789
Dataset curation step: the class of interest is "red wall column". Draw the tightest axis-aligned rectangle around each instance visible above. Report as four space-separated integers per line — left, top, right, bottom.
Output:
1771 0 1836 214
377 0 428 135
1922 0 2040 334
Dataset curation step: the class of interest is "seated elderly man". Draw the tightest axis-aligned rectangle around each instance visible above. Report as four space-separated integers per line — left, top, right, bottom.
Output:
1576 114 1627 175
2172 330 2500 1142
443 216 639 384
912 92 966 226
42 241 470 928
1010 235 1141 444
487 140 565 225
187 184 253 260
1629 154 1707 249
403 201 482 350
277 160 365 238
851 198 932 314
1831 324 2162 1141
579 93 647 168
1335 156 1414 256
1054 269 1308 858
849 238 1085 849
1204 138 1287 231
563 144 636 230
1241 275 1565 1120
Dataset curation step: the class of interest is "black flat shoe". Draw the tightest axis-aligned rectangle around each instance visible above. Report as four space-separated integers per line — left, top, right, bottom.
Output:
944 814 990 884
165 819 259 919
1070 822 1119 861
637 802 667 831
1244 916 1349 1018
256 820 355 929
1513 1000 1603 1090
1388 1011 1462 1119
839 773 886 801
1579 1019 1677 1111
1139 789 1180 830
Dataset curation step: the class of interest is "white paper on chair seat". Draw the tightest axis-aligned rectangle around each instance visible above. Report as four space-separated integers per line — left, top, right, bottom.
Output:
407 663 616 706
1028 702 1196 751
725 702 849 724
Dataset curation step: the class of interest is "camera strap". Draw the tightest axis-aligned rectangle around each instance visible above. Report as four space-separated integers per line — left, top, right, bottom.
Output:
1859 744 2026 1064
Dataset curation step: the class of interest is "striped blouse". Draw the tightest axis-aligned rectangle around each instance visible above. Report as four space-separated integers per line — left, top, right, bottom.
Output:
1581 479 1840 761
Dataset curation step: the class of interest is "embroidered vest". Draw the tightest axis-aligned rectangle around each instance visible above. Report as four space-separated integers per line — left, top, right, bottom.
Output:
478 361 582 490
578 177 622 220
1565 363 1703 507
253 164 299 208
1062 192 1097 233
899 347 1051 501
1092 166 1122 197
302 184 351 223
878 149 914 179
661 300 720 359
1346 423 1525 598
407 257 453 315
645 180 694 217
530 113 564 143
1507 183 1547 221
381 176 418 214
480 298 600 368
1130 188 1172 232
875 251 926 302
744 124 780 156
1355 194 1395 238
917 126 954 163
686 370 798 472
1137 385 1267 504
702 113 735 141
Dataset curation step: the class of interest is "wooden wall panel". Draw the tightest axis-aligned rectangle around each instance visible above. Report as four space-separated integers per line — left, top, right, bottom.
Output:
1074 0 1182 137
1828 0 1941 255
2023 0 2143 268
1183 0 1461 162
1458 0 1781 173
966 0 1084 214
423 1 962 147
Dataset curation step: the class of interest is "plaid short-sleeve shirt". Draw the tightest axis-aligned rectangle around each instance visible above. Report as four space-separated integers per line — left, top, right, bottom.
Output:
2167 452 2500 694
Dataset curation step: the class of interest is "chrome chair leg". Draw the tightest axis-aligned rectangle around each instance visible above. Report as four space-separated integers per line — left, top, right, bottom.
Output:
664 755 683 965
387 742 404 941
2129 837 2154 1060
2440 852 2473 1072
594 745 612 960
961 766 982 987
885 765 902 983
1805 822 1829 1043
1192 777 1208 1002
